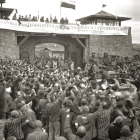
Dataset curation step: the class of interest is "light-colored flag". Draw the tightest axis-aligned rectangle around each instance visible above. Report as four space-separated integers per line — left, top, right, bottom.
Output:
61 0 76 10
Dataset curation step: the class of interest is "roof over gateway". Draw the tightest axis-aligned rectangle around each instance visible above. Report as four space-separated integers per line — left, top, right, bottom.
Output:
0 7 14 18
76 10 131 21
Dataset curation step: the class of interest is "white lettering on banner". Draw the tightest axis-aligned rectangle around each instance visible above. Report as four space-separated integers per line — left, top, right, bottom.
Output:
0 19 129 35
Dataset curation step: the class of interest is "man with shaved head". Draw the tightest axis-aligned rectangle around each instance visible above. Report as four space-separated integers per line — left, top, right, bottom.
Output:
75 103 103 140
26 120 48 140
119 118 140 140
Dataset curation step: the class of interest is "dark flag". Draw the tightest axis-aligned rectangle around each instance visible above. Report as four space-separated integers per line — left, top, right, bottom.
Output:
102 4 107 8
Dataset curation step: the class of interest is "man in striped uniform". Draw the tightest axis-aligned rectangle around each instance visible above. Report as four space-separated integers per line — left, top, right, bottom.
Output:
97 92 116 140
3 110 28 140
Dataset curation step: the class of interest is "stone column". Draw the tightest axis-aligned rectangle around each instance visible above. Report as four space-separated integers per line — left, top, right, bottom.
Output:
0 29 19 59
69 43 72 60
84 37 89 61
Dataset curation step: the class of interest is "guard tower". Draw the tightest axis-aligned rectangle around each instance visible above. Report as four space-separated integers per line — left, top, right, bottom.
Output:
76 10 131 26
0 0 14 19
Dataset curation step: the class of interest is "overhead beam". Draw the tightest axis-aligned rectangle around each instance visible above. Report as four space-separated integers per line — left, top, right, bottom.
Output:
76 38 86 49
18 35 31 46
71 35 88 39
16 32 31 36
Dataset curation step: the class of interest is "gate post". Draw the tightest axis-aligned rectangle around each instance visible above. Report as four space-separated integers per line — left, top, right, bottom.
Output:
84 37 89 61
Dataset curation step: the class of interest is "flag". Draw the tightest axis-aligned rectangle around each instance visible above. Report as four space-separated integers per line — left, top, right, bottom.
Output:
50 13 52 23
102 4 107 8
61 0 76 10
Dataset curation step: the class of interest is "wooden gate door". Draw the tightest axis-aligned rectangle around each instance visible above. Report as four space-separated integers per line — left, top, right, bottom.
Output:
20 51 29 62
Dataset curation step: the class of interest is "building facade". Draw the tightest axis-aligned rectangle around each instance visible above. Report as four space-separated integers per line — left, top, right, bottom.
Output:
0 8 134 68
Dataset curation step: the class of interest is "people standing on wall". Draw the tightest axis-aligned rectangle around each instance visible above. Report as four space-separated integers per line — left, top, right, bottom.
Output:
40 16 44 22
64 18 69 24
45 18 49 23
53 16 58 23
23 15 28 21
60 17 65 24
35 17 38 22
18 15 22 21
12 13 17 20
31 16 36 21
20 16 24 21
28 14 32 22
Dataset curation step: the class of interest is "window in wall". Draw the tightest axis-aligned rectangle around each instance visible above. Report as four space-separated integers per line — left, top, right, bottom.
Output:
114 20 119 26
105 20 109 25
102 19 106 25
108 20 114 26
97 19 102 25
91 19 96 25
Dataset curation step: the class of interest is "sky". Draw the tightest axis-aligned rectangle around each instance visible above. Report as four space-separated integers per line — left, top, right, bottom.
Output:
3 0 140 43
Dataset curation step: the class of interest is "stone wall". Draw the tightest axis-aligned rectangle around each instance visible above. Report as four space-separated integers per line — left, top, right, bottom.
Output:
89 35 132 57
19 34 133 66
0 29 19 59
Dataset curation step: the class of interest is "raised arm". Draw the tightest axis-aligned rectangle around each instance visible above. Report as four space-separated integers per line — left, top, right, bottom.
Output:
64 113 76 140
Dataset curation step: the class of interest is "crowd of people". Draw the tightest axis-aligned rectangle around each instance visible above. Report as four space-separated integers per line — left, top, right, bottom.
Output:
0 52 140 140
12 14 69 24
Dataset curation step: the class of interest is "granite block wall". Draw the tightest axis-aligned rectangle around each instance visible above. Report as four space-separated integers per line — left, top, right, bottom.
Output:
0 29 19 59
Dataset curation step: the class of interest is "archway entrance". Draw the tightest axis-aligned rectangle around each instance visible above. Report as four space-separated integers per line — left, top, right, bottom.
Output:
35 43 65 60
19 35 85 69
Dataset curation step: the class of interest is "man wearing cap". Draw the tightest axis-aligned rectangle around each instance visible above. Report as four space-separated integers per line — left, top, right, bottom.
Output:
26 120 48 140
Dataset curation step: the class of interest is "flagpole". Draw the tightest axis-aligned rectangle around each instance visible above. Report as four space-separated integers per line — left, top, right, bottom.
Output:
60 5 61 22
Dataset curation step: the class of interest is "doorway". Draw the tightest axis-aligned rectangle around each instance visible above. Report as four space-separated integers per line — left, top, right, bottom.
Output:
20 51 29 62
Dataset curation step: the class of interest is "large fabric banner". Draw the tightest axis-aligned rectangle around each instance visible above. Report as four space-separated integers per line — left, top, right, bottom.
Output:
0 20 129 35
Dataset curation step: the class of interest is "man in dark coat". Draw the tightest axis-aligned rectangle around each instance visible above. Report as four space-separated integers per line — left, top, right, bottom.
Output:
64 111 86 140
59 100 73 138
108 116 123 140
27 120 48 140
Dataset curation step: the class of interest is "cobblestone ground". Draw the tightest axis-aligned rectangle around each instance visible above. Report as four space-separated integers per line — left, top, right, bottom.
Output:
0 119 5 140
